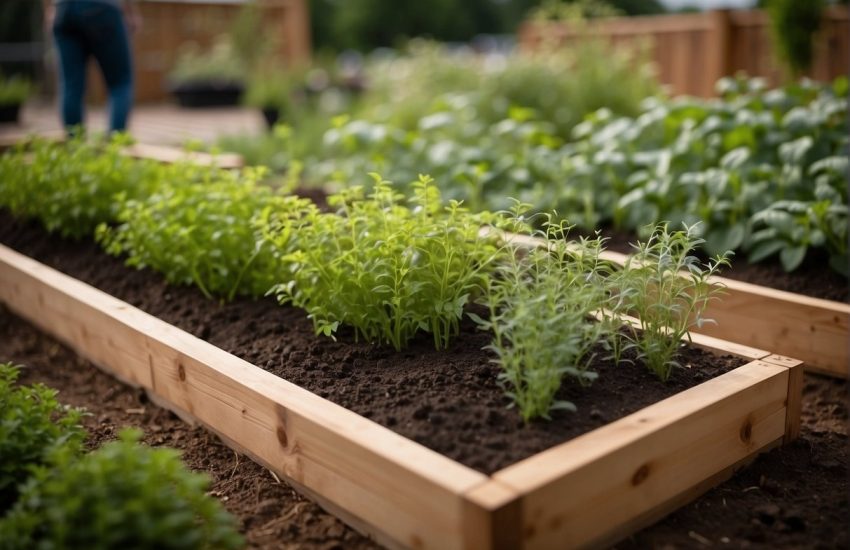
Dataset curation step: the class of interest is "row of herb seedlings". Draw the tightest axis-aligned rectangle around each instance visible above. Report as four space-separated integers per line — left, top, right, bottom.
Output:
1 138 729 423
0 362 244 549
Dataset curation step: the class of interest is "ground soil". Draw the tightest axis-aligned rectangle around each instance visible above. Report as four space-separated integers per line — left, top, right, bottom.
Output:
589 227 848 303
1 213 847 549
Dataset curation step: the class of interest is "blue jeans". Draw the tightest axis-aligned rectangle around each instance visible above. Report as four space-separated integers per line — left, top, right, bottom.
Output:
53 1 133 133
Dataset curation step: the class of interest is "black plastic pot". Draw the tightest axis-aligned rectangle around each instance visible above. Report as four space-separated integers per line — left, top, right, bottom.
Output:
0 103 21 124
261 107 279 129
169 81 245 108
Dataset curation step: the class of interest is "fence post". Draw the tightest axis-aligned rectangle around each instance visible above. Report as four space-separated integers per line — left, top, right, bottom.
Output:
706 9 732 96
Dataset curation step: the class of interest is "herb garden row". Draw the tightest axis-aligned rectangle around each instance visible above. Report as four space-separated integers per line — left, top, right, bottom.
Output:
0 135 806 548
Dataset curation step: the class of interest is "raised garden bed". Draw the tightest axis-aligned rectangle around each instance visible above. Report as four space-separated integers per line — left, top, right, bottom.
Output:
0 237 803 548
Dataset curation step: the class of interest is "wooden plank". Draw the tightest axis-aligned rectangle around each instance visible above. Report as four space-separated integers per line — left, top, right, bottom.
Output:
461 480 523 550
700 279 849 379
123 143 244 169
492 360 790 549
761 355 804 443
0 244 486 550
0 130 65 152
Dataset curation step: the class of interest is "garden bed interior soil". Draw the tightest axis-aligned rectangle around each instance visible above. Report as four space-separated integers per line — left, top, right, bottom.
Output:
2 306 846 549
0 211 744 474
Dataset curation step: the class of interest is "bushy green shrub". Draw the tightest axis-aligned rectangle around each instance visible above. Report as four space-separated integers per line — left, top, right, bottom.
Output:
98 167 315 300
0 429 244 550
0 74 30 106
263 174 506 350
0 136 166 238
0 363 85 513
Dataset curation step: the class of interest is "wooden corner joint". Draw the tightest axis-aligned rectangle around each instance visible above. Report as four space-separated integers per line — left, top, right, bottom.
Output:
758 355 804 444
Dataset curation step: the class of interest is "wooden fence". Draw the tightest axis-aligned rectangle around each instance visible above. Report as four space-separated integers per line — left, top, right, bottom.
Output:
89 0 310 103
519 7 849 98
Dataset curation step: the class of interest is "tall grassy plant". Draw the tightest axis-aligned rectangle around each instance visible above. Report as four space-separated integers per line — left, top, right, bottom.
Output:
471 212 613 421
614 224 729 381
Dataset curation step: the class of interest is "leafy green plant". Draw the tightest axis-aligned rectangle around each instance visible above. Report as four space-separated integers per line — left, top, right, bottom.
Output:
560 75 849 274
614 224 729 381
0 74 30 106
169 37 246 86
765 0 825 77
264 174 505 350
0 363 86 513
98 167 314 300
0 135 166 238
470 210 612 421
0 429 244 550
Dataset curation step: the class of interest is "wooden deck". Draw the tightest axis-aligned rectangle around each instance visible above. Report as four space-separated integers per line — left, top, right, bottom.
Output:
0 102 265 146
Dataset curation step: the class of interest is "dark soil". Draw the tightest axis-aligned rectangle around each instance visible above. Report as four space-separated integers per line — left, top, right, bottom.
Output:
0 305 377 550
589 227 848 303
0 212 743 474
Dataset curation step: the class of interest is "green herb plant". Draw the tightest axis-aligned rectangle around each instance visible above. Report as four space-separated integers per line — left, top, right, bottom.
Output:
0 74 30 106
0 135 166 239
0 429 244 550
0 363 85 513
265 174 504 350
614 224 730 381
470 209 612 421
98 166 314 300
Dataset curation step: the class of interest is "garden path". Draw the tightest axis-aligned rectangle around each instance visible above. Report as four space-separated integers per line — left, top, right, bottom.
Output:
0 102 264 146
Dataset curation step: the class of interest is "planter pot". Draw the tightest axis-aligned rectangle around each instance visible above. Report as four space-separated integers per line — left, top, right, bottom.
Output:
0 243 803 549
0 103 21 124
169 81 245 108
260 107 281 129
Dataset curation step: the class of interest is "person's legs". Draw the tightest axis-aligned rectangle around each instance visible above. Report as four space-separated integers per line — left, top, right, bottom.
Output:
52 4 89 132
83 4 133 133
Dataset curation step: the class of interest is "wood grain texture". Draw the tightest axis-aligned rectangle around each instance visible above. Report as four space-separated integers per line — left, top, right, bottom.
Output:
492 361 790 549
0 244 486 550
123 143 244 169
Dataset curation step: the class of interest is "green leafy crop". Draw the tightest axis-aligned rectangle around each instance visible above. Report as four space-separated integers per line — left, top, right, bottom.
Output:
98 167 314 300
0 135 165 239
614 224 729 381
0 429 244 550
560 76 849 274
470 210 612 421
264 174 505 350
0 363 85 513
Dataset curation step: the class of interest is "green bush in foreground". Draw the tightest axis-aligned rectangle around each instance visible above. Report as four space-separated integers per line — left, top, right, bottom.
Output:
0 429 244 550
0 363 85 513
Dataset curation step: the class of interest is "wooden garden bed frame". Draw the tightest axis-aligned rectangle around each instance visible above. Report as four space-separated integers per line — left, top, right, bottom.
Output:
489 230 849 379
0 243 802 549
